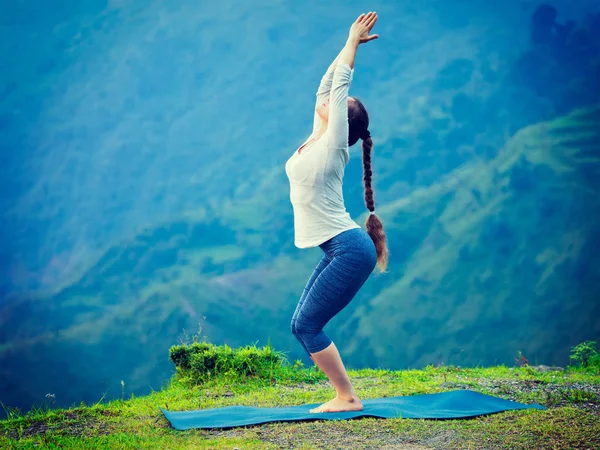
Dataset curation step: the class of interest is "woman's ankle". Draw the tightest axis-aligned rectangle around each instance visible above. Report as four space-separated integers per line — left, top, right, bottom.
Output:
337 390 360 402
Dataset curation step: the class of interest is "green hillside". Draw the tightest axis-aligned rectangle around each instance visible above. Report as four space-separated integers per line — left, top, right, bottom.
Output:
347 105 600 370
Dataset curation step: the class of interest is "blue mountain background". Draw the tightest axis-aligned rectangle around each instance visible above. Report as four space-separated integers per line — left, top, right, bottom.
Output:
1 0 599 418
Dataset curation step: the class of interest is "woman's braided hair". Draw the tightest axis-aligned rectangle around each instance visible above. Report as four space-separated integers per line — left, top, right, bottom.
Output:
347 96 389 273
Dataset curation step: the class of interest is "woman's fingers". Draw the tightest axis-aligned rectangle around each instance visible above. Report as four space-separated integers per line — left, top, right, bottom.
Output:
366 13 377 29
357 11 374 23
357 12 377 31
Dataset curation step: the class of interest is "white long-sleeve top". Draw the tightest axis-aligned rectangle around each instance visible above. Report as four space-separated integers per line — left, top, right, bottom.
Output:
285 61 361 248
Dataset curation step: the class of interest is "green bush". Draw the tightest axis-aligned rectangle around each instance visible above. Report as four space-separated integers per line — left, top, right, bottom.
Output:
169 341 215 370
169 340 287 383
569 340 600 369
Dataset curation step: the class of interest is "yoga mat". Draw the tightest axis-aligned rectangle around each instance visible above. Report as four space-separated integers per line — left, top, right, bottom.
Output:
159 389 547 430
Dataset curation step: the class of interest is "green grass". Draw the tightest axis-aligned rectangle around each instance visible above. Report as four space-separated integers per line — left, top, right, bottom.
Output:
2 341 599 449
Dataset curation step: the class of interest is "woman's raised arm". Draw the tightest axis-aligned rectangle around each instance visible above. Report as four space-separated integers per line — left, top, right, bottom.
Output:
312 49 344 135
327 12 378 149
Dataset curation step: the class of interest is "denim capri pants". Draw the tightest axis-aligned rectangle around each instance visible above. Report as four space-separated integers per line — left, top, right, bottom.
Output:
290 227 377 356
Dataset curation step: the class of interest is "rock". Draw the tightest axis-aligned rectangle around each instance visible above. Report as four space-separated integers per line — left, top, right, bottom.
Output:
529 365 564 372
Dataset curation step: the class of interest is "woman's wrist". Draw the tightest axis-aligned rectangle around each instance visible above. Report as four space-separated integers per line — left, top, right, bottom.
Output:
340 38 359 69
346 36 360 47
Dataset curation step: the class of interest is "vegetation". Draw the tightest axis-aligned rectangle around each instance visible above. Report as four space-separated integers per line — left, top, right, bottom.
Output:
1 338 598 449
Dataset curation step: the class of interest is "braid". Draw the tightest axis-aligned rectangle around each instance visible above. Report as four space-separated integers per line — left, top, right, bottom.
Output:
348 96 389 274
361 135 389 273
362 138 375 211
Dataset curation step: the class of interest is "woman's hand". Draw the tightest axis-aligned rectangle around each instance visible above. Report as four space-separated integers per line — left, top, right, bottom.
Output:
349 11 379 45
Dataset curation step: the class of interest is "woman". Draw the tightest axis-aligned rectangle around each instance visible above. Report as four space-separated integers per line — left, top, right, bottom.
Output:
285 11 389 414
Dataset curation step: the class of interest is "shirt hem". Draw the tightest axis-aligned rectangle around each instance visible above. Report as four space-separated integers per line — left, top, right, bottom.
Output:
294 223 362 249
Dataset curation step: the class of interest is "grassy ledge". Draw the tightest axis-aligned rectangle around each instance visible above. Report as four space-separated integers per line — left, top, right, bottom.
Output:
1 339 599 449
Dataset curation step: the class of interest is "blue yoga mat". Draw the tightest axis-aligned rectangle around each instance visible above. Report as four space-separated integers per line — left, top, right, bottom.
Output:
160 389 546 430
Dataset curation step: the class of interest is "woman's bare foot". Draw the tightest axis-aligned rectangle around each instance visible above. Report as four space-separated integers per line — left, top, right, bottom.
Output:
309 395 364 413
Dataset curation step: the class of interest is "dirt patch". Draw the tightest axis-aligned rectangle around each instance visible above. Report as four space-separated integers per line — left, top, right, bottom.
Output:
441 379 600 415
253 421 436 449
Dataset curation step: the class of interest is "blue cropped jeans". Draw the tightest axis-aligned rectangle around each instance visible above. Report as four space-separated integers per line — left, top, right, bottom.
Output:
290 227 377 356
